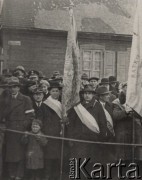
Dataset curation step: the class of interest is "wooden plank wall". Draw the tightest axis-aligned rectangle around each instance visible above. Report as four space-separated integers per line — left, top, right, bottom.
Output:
2 29 132 81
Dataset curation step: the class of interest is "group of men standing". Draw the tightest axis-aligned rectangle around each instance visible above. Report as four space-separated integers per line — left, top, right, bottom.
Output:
0 66 141 180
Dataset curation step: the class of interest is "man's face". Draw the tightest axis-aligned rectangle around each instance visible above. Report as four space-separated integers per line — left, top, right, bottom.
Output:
28 85 37 92
90 80 98 88
16 70 24 78
83 91 93 102
100 93 110 103
10 85 20 95
30 76 39 82
33 93 44 102
50 88 60 100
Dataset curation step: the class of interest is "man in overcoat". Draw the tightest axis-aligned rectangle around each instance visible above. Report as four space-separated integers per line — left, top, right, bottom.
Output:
4 77 34 180
67 85 111 180
43 81 62 180
95 86 115 163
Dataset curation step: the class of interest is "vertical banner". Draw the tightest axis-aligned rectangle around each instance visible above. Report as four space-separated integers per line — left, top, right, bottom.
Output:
126 0 142 117
0 0 3 14
61 6 80 120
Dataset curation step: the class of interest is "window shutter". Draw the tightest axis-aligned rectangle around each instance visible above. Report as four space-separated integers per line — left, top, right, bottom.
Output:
104 51 115 77
117 51 130 82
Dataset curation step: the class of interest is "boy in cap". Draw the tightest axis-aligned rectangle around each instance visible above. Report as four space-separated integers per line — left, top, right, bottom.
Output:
22 119 47 180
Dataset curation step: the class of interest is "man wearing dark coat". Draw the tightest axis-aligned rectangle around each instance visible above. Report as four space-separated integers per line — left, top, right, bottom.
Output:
43 81 62 180
67 85 113 180
4 77 34 180
32 87 47 122
95 86 116 163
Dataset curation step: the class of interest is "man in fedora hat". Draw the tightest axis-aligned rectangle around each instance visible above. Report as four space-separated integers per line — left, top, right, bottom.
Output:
3 76 34 180
96 86 115 136
67 85 111 170
109 76 119 97
96 86 115 162
99 78 117 102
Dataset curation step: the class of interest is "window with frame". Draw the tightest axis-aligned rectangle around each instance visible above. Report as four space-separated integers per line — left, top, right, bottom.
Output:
82 49 103 78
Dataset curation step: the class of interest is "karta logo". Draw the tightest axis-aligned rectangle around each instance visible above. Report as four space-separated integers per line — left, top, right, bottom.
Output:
69 158 141 179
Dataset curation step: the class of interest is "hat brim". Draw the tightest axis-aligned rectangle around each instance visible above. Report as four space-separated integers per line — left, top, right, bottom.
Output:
48 86 62 90
33 91 44 94
14 69 26 74
109 81 118 84
89 78 99 81
98 91 111 95
8 83 21 87
80 90 95 93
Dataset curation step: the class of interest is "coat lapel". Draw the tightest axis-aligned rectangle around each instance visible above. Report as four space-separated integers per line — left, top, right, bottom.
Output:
9 93 24 113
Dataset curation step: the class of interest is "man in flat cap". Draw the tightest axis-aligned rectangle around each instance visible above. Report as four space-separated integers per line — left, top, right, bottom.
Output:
28 70 39 83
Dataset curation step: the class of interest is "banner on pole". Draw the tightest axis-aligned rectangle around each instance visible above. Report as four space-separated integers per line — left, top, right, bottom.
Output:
61 6 81 119
126 0 142 117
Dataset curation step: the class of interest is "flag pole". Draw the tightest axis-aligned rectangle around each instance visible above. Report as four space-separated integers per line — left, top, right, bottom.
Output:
59 122 65 180
132 110 135 163
59 2 75 180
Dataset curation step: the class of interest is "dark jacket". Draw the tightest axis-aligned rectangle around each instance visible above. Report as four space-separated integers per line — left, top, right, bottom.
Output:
112 98 133 160
67 99 114 161
32 101 48 123
5 92 34 162
42 105 62 160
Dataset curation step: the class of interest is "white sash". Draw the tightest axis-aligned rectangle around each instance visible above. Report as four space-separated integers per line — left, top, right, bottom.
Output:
74 103 100 134
44 96 62 119
101 104 115 136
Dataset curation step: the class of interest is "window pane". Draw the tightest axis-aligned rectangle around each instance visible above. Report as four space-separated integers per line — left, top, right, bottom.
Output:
94 52 101 61
93 61 100 71
83 51 92 61
83 61 90 70
92 71 100 77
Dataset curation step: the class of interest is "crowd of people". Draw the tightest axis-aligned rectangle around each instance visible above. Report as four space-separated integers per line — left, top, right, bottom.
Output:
0 65 141 180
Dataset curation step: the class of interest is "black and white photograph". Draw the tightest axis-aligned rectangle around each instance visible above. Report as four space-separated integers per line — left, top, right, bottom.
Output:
0 0 142 179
